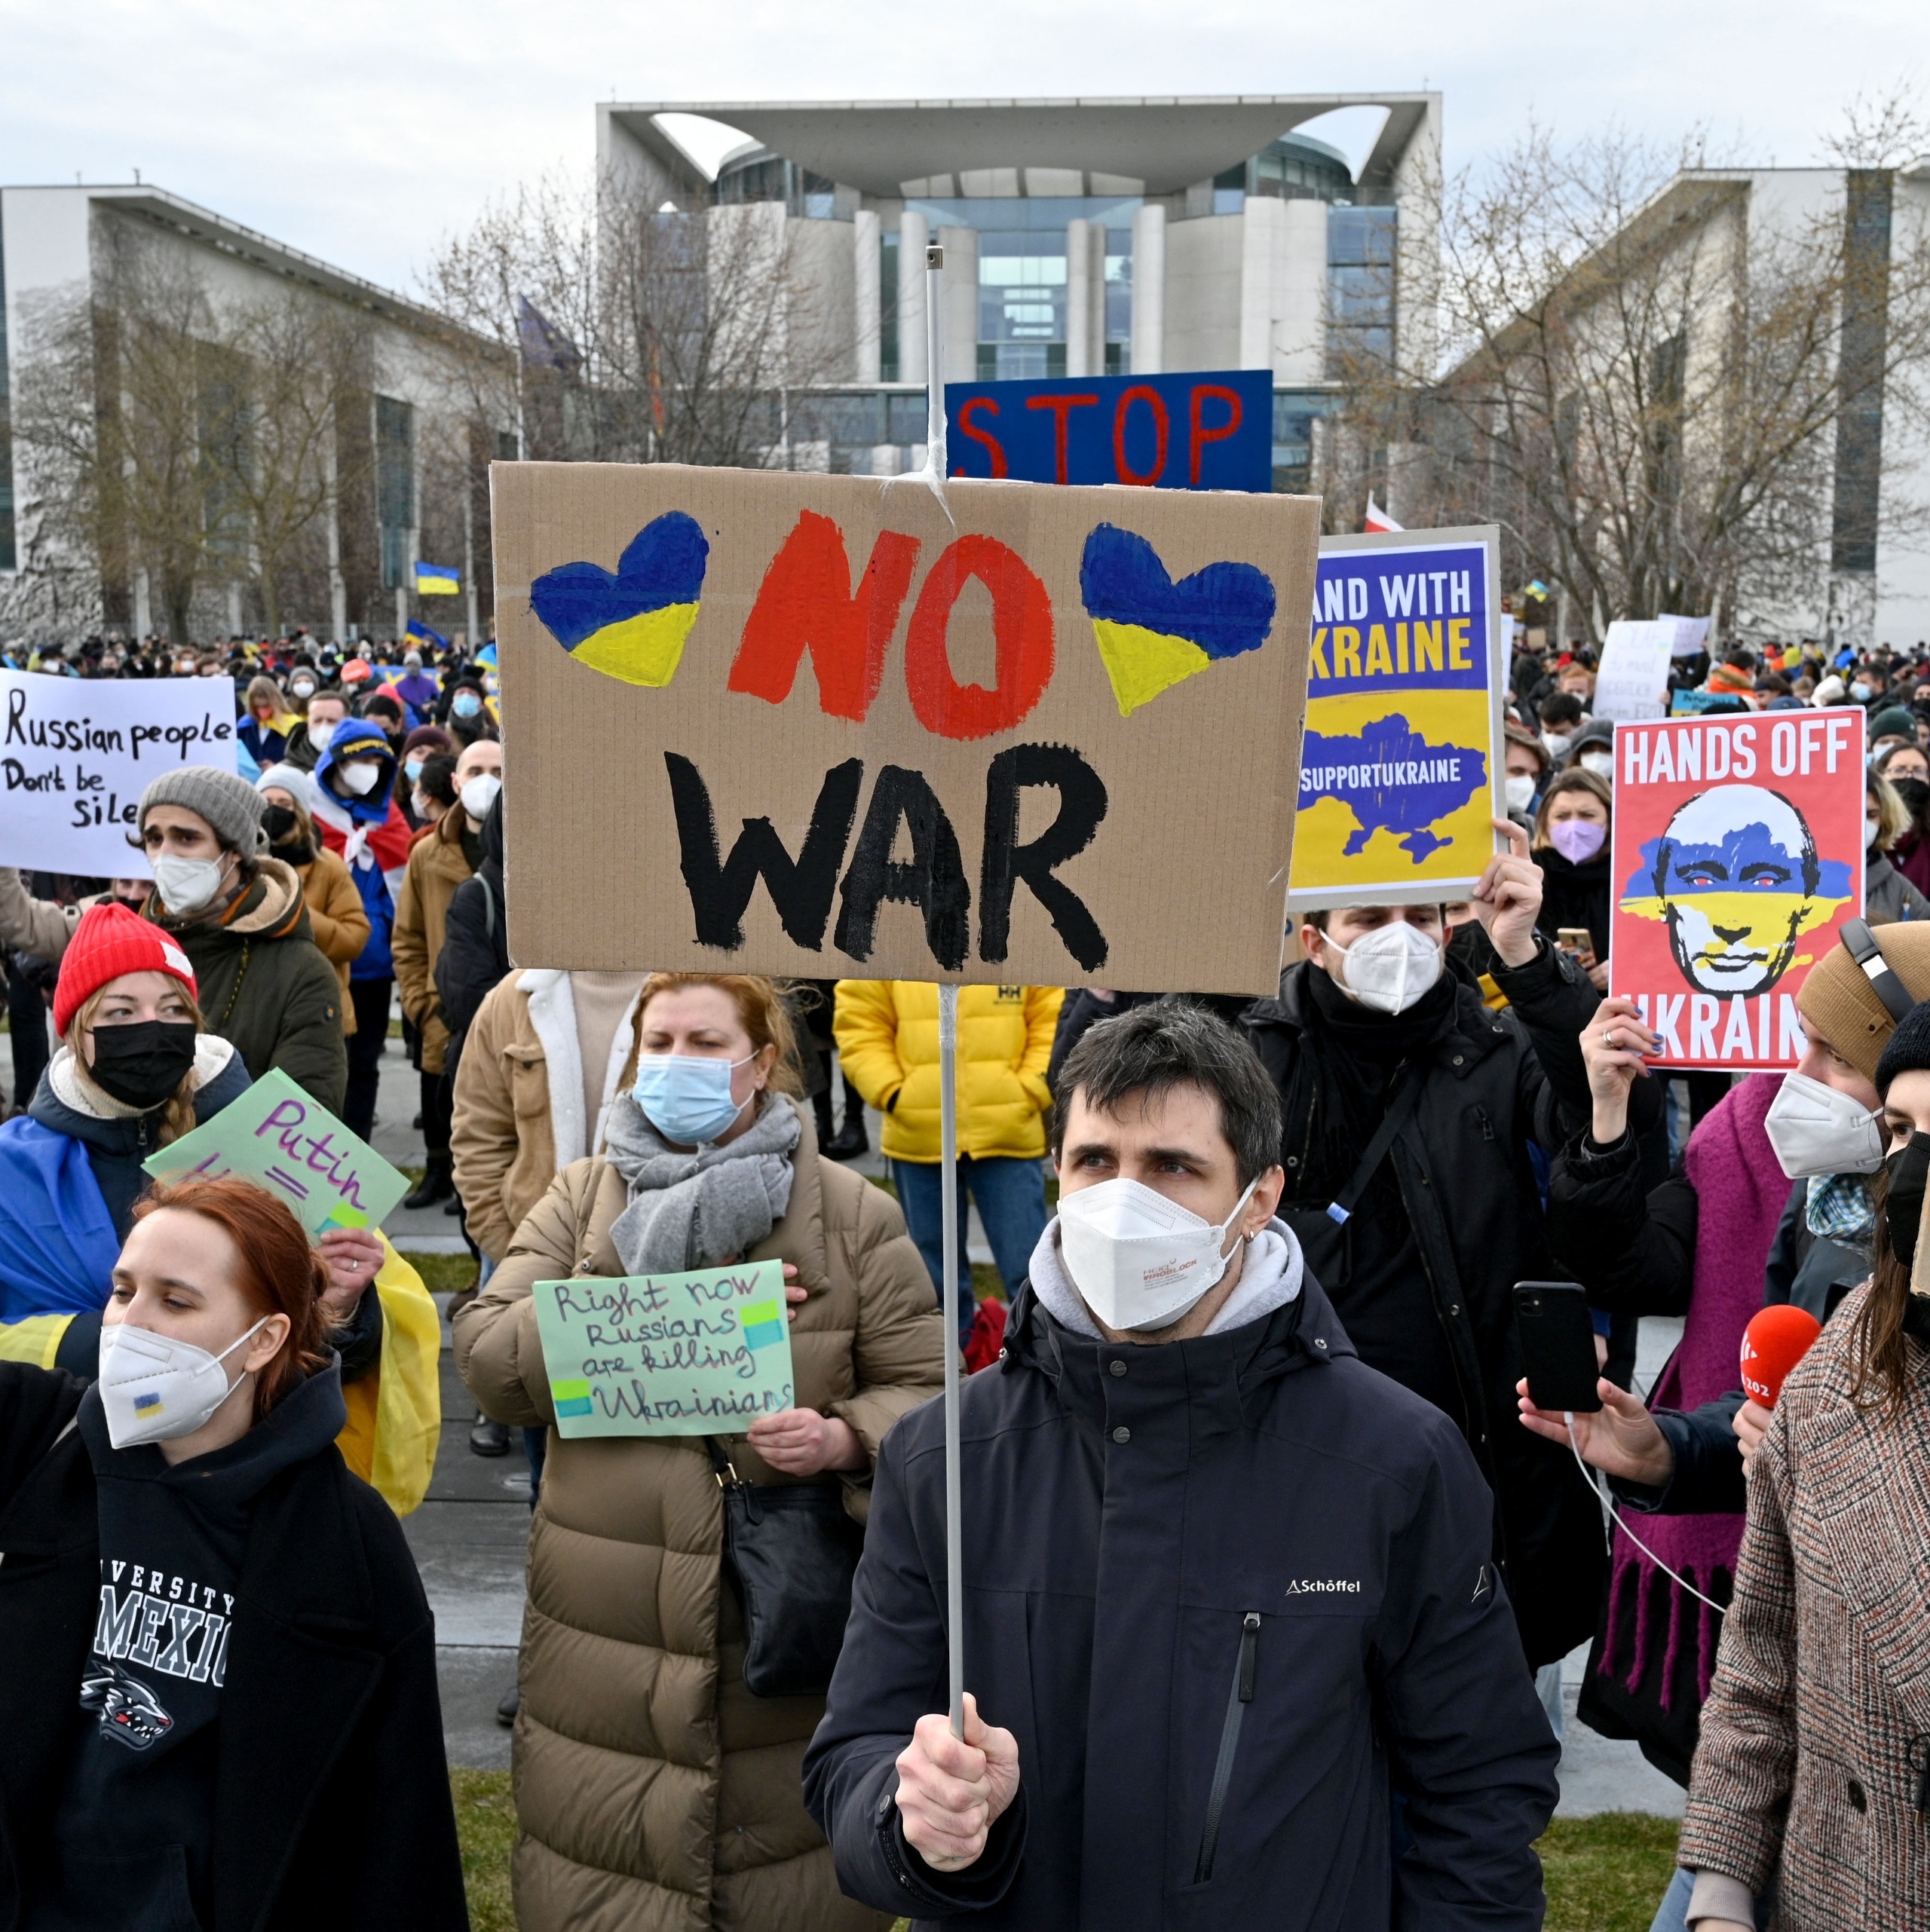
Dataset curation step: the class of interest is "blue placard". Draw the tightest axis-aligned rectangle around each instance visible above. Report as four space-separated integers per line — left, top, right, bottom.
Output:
942 369 1274 492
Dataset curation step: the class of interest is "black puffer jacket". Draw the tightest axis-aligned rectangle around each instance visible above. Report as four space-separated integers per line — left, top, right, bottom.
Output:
1531 844 1612 964
1240 942 1611 1669
433 795 508 1082
804 1275 1558 1931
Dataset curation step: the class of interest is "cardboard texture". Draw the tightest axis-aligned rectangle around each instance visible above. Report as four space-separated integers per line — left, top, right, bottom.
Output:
1289 528 1503 914
1609 708 1865 1070
0 669 239 878
532 1258 796 1438
493 463 1318 996
142 1067 411 1235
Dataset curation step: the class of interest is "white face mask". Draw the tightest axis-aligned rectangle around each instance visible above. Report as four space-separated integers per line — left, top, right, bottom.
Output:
1763 1070 1886 1178
460 773 501 820
291 679 316 700
308 719 338 754
1542 731 1572 758
1579 751 1614 778
1322 920 1444 1015
95 1316 268 1450
1059 1176 1259 1333
1504 773 1537 813
150 853 227 916
339 761 381 797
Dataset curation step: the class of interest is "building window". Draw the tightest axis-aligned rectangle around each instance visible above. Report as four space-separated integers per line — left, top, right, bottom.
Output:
880 230 899 381
376 395 414 590
1326 207 1397 378
1213 165 1247 216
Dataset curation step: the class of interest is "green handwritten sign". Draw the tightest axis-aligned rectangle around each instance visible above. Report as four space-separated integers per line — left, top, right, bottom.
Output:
531 1259 795 1438
142 1067 411 1236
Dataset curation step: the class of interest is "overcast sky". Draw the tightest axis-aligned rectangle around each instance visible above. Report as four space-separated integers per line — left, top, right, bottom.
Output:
2 0 1925 296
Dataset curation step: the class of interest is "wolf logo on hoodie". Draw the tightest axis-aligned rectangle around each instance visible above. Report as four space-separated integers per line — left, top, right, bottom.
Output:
79 1660 175 1750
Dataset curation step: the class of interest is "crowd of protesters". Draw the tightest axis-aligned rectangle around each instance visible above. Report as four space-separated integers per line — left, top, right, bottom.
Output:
2 618 1929 1930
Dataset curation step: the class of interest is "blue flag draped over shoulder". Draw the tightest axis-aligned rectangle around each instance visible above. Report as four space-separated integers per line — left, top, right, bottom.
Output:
0 1116 121 1318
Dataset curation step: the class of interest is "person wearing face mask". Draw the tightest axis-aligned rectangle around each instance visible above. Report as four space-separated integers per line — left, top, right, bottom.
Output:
804 1000 1560 1931
1538 688 1585 765
237 675 298 767
1241 818 1620 1676
394 649 440 715
1562 715 1617 779
134 766 348 1114
1876 739 1930 895
1523 923 1930 1810
306 721 412 1141
399 724 455 831
1531 768 1614 990
455 971 943 1932
280 686 348 773
0 1173 467 1931
440 673 496 750
1502 721 1551 825
1864 769 1930 923
253 773 368 1039
391 738 501 1208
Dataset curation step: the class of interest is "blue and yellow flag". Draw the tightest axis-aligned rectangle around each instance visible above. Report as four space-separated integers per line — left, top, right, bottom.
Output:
405 619 449 650
415 561 460 596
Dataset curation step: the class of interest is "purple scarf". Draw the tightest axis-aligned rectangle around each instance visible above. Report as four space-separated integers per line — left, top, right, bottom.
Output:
1598 1073 1787 1707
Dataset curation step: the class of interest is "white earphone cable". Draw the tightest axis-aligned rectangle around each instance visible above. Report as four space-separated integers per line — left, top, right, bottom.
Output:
1564 1411 1728 1616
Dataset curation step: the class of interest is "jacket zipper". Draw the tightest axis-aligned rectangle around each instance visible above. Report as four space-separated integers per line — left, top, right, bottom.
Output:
1193 1611 1261 1884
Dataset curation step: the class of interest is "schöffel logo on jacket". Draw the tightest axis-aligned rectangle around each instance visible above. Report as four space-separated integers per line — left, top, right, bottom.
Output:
1285 1578 1362 1596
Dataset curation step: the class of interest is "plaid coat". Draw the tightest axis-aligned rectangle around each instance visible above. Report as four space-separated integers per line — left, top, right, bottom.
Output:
1679 1283 1930 1926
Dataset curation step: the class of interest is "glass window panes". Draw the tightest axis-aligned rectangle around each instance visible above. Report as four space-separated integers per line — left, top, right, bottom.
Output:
1328 206 1397 267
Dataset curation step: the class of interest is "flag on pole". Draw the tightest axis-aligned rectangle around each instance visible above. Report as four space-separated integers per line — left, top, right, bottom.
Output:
415 561 460 596
405 619 449 650
1363 495 1403 534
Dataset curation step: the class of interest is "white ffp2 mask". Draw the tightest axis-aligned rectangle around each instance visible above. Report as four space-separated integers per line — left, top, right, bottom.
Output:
1323 921 1444 1015
1763 1070 1886 1179
95 1317 269 1450
150 854 225 916
1504 774 1536 813
1058 1176 1258 1333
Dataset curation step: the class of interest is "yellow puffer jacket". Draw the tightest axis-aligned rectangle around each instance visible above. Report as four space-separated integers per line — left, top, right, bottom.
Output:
832 981 1062 1164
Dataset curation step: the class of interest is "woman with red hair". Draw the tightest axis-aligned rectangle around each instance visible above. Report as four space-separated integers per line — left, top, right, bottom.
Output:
0 1173 467 1930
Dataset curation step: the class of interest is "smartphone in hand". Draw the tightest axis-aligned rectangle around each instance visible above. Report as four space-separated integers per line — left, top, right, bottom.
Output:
1555 927 1598 970
1513 1282 1603 1412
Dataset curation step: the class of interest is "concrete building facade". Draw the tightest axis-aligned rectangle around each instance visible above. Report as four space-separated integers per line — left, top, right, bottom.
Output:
596 96 1441 488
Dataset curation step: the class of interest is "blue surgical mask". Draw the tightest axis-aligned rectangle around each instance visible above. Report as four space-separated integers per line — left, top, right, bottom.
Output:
404 758 424 785
633 1052 756 1146
452 691 482 718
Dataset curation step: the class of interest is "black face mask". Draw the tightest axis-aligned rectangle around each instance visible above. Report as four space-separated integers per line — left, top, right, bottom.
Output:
87 1019 198 1110
261 804 299 842
1892 776 1930 820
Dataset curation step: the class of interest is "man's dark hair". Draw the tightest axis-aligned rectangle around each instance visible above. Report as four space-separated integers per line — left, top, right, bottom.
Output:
1050 1000 1282 1187
1540 691 1585 728
418 753 459 808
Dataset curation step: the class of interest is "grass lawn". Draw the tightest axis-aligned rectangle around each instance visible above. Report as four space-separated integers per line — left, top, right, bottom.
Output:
398 1248 479 1294
448 1772 1677 1930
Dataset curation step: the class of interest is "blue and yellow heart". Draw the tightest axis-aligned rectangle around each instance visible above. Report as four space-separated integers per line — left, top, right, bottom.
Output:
529 512 709 687
1080 523 1276 717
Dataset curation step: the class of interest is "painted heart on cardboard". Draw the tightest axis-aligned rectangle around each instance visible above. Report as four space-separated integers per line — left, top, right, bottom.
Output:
1079 522 1276 717
530 512 710 687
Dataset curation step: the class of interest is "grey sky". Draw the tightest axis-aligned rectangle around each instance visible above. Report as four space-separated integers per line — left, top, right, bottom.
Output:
2 0 1925 296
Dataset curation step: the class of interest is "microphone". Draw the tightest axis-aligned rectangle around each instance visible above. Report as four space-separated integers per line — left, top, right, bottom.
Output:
1739 1304 1823 1408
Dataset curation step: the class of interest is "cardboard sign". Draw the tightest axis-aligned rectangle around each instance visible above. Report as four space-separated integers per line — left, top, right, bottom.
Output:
1659 613 1713 658
531 1259 795 1438
0 669 238 877
944 371 1275 493
1288 528 1503 914
492 464 1318 996
1594 622 1676 723
1609 709 1866 1070
142 1068 411 1235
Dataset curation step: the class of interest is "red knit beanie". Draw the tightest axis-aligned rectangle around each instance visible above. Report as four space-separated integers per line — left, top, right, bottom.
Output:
53 902 198 1037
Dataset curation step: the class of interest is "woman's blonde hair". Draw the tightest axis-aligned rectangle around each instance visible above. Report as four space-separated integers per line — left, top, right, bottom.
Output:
65 979 208 1144
246 675 283 715
630 973 804 1097
1868 771 1911 852
1532 767 1613 850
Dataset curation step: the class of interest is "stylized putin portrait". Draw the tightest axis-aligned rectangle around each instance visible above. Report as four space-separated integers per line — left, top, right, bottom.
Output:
1619 785 1852 998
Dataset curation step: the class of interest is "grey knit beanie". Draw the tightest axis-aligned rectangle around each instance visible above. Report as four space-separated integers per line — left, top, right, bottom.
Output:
139 764 268 856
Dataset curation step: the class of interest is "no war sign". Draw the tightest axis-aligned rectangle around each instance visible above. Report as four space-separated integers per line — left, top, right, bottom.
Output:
492 464 1318 995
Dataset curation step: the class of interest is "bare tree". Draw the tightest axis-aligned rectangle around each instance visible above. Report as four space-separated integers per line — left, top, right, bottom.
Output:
1334 96 1930 641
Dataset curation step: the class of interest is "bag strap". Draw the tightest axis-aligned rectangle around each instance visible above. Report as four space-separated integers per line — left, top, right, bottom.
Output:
705 1437 739 1487
1325 1065 1424 1226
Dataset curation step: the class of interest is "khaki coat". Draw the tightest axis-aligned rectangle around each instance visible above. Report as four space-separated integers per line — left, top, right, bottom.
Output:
1680 1283 1930 1927
453 1108 945 1932
294 845 371 1035
391 809 473 1073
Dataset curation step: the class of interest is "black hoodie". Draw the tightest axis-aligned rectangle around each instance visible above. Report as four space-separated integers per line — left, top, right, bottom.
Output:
41 1365 348 1929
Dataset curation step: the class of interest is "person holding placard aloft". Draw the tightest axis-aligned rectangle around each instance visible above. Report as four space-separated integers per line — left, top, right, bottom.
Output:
134 767 348 1115
455 971 943 1932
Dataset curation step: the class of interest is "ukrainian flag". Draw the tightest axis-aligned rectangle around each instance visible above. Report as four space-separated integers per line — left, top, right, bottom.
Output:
415 561 460 596
405 619 449 650
530 512 709 689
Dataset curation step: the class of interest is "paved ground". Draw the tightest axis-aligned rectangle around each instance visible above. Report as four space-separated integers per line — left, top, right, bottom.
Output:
372 1033 1688 1809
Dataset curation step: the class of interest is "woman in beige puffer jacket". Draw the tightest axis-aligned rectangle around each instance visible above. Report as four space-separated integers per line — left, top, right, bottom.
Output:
454 972 945 1932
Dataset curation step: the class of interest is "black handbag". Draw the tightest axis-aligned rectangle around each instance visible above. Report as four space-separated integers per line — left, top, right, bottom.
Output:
707 1439 865 1698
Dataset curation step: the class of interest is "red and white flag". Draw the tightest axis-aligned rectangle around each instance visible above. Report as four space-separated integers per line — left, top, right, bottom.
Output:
1363 494 1403 534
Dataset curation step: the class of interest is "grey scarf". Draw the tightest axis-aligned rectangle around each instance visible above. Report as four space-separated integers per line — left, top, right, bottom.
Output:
602 1089 802 1274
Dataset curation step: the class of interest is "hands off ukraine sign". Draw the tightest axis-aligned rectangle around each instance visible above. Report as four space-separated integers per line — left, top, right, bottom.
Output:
1288 528 1504 914
493 465 1319 996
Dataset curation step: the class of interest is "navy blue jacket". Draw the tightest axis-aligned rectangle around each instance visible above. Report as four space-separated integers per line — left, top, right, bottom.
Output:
803 1272 1559 1932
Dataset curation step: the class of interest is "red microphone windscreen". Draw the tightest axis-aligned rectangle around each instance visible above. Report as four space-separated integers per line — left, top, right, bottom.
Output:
1739 1304 1823 1408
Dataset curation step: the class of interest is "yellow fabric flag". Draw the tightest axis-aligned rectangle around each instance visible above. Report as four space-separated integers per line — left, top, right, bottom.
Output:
0 1313 73 1369
335 1238 443 1517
